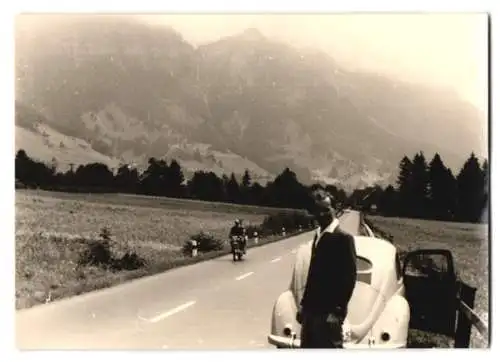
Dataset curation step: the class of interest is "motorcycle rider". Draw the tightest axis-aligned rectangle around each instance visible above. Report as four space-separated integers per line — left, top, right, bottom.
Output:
229 219 247 254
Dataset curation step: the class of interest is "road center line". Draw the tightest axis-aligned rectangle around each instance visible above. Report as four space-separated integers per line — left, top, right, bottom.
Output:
271 257 282 263
235 272 254 281
149 300 196 323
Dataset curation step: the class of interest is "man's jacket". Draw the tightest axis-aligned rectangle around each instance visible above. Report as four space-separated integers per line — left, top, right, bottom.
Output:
300 220 357 318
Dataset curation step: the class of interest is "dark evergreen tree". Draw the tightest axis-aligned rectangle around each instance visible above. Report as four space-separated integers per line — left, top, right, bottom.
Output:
410 152 430 219
188 171 225 202
74 162 114 190
166 159 185 197
115 164 140 193
396 155 413 217
428 153 453 220
443 167 458 221
226 173 241 203
480 158 489 222
456 153 484 223
240 169 252 204
242 169 251 189
378 185 398 216
249 181 265 206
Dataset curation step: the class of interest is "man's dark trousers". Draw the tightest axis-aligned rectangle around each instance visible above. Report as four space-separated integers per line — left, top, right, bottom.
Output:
300 312 344 348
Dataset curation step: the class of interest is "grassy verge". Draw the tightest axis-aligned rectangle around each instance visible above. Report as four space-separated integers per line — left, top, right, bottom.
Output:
366 215 489 348
16 191 312 310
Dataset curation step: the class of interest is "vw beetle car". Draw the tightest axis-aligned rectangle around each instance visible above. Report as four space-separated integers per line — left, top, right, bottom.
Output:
268 216 460 348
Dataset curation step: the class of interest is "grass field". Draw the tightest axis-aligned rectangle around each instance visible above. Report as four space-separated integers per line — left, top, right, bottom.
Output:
15 190 302 310
367 215 489 348
19 189 302 215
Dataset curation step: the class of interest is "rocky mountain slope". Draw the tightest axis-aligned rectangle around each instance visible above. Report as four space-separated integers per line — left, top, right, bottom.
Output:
15 15 486 190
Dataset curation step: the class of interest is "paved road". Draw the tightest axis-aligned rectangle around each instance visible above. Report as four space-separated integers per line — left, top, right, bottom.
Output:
16 210 361 350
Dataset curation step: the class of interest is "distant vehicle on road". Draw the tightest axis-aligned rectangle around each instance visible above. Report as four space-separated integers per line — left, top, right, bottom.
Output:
230 235 246 262
268 232 462 348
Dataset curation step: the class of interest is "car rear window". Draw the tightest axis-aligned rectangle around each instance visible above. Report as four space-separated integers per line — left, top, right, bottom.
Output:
348 258 377 325
356 256 373 284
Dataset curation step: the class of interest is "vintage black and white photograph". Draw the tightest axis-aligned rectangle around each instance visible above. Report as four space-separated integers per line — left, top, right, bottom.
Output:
14 13 489 349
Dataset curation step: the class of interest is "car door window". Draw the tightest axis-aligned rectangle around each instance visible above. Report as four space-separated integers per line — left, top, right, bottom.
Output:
405 253 450 279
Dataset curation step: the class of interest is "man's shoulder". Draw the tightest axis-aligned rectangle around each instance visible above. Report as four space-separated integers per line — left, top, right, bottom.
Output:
337 226 354 236
325 227 354 241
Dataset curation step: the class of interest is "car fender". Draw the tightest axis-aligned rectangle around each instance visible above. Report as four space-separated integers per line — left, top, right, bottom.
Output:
369 294 410 347
270 290 302 338
347 276 392 342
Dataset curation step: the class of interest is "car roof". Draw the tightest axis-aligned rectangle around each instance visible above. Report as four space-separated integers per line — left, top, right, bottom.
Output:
353 235 397 267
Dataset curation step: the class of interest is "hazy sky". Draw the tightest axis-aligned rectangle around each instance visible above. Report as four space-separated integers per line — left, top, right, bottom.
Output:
139 14 488 110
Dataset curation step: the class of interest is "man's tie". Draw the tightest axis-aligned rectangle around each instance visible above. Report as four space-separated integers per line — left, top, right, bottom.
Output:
312 232 319 254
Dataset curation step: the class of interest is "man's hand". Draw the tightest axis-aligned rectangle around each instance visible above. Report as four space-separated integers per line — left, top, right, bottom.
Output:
296 307 303 324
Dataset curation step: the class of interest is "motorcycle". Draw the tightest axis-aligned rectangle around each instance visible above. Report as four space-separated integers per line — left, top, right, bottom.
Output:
230 235 246 261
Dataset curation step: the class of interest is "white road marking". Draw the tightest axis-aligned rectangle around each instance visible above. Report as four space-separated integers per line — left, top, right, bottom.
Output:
291 249 298 254
271 257 282 263
149 301 196 323
235 272 254 281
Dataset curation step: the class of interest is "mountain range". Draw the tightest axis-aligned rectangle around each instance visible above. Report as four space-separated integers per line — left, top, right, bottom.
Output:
15 15 487 190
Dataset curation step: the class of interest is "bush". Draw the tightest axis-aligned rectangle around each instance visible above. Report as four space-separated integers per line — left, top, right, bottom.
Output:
78 240 112 267
182 232 225 256
112 252 146 271
78 227 145 271
261 211 313 235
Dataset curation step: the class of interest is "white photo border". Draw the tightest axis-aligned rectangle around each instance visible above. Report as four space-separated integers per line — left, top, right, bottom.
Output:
1 1 496 361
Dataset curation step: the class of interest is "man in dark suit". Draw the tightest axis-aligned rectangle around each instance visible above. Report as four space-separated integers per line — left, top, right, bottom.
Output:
298 190 357 348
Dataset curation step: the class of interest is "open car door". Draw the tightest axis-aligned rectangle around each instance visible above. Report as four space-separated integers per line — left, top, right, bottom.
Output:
402 249 459 338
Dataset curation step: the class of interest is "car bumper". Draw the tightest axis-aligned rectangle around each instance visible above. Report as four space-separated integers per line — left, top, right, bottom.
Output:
267 334 406 349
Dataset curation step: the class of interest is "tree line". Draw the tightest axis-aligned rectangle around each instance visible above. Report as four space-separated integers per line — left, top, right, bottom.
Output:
15 149 488 224
351 152 488 224
15 150 321 210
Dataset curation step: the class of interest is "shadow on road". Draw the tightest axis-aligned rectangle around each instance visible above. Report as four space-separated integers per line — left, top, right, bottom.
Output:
209 257 249 264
